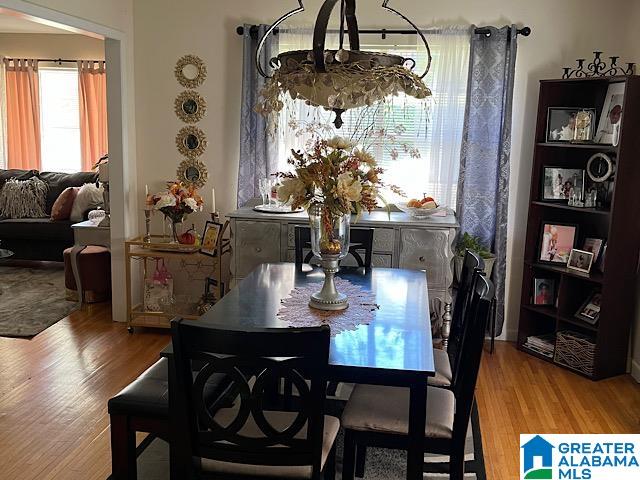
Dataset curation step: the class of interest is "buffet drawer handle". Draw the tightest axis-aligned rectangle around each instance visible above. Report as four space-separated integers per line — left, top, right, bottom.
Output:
255 247 262 253
419 256 426 262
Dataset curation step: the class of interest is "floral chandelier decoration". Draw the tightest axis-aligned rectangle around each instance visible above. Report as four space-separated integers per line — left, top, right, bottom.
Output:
255 0 433 128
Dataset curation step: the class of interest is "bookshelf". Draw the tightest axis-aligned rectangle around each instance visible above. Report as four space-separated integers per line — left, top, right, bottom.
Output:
517 76 640 379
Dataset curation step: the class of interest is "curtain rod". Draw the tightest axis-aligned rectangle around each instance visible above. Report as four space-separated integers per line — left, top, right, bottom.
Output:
236 25 531 38
3 58 105 65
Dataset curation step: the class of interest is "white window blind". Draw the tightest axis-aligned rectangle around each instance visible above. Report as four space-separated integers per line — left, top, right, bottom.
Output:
276 27 470 208
39 67 81 173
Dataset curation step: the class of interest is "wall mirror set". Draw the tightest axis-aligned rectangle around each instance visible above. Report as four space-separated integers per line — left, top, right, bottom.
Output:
174 55 208 188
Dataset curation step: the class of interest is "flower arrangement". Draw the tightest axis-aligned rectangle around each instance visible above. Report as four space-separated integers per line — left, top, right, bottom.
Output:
276 136 399 219
150 181 204 242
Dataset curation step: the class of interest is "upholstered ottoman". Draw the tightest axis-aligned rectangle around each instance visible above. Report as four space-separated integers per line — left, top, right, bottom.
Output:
63 246 111 303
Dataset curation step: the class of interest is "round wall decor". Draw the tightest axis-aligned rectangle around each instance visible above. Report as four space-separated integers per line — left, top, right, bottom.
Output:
174 90 206 123
175 54 207 88
177 158 208 188
176 126 207 157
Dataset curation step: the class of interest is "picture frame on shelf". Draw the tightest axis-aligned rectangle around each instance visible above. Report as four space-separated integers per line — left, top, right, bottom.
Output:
575 291 602 325
594 82 625 145
200 221 222 257
567 248 595 273
541 167 585 202
546 107 596 143
533 278 556 306
538 222 578 264
582 237 604 263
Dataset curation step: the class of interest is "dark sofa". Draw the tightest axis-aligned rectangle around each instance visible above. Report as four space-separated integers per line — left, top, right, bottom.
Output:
0 169 99 261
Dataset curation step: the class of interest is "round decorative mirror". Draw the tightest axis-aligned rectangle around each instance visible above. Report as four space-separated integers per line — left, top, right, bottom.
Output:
175 55 207 88
177 158 208 188
175 90 206 123
176 126 207 157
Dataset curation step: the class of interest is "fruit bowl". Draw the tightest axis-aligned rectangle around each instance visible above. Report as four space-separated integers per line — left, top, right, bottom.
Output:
396 202 447 218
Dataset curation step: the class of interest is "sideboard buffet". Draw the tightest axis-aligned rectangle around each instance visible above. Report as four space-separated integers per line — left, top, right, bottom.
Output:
227 206 460 344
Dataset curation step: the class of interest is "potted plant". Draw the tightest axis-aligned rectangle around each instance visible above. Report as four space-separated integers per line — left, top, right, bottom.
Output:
454 232 496 280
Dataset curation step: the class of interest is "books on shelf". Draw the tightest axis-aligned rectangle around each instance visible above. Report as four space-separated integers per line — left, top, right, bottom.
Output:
524 333 556 358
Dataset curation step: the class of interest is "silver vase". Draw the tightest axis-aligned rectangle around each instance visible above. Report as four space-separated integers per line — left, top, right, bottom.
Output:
307 203 350 311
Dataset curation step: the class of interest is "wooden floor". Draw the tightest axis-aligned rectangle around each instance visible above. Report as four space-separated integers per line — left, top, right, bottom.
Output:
0 304 638 480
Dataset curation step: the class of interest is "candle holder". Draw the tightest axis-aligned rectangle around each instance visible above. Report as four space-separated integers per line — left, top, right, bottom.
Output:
144 209 153 243
211 211 220 224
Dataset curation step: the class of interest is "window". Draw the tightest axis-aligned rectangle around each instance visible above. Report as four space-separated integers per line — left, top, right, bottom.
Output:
276 28 470 208
39 67 81 173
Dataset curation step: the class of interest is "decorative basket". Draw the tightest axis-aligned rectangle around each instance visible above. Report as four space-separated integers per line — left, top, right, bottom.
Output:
554 330 596 376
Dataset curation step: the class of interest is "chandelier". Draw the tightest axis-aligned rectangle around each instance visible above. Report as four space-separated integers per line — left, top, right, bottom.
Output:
255 0 432 128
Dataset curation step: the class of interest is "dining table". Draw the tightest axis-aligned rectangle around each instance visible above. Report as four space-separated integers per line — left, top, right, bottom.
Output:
160 262 435 480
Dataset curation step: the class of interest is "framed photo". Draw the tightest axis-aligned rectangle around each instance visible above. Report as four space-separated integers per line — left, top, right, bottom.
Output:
542 167 585 201
538 222 578 264
200 221 222 257
575 291 602 325
582 237 604 263
567 248 594 273
595 82 625 144
546 107 596 143
533 278 556 306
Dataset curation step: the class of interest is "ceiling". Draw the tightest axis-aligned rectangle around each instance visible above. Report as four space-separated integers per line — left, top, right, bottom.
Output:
0 14 72 34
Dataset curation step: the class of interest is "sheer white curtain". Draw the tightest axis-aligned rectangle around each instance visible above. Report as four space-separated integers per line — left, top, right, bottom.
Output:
276 26 471 208
0 55 7 169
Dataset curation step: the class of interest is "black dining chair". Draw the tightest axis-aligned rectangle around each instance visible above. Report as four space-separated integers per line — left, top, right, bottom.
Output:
430 250 485 389
340 274 495 480
294 225 374 268
170 321 339 480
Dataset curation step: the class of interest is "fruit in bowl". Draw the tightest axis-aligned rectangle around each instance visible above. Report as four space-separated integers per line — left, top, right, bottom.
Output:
397 196 446 218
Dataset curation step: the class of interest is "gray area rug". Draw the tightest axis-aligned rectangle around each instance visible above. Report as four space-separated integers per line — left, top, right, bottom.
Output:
0 265 77 337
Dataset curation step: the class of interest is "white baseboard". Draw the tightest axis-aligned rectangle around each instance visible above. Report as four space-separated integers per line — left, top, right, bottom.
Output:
632 358 640 383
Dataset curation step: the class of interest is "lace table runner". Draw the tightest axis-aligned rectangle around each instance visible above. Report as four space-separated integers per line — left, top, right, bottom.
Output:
277 278 379 336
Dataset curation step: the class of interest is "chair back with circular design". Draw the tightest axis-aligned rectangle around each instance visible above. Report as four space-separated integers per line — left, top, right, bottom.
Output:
171 320 330 476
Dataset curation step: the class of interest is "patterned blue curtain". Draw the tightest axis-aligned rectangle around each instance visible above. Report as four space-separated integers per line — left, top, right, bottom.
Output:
456 26 518 336
237 25 279 207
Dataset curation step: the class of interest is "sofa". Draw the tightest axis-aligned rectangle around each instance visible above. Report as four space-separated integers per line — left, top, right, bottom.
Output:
0 169 99 261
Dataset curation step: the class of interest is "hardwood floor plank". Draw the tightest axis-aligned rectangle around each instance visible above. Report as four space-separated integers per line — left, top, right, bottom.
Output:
0 304 638 480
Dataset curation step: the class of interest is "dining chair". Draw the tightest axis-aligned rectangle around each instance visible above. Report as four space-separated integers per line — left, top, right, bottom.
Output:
294 225 374 267
170 320 339 480
430 250 485 389
340 274 495 480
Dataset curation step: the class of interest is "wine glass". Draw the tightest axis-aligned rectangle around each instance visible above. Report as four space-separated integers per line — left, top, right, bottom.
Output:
258 178 269 206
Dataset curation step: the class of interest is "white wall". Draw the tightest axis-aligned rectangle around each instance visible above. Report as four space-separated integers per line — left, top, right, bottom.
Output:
0 33 104 59
133 0 633 339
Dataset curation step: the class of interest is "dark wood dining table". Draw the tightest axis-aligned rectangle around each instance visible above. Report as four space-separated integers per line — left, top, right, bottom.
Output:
160 262 435 480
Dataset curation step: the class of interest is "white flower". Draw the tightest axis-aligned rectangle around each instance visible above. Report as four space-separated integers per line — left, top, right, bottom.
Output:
353 149 377 166
155 194 176 209
336 172 362 202
184 197 199 212
326 136 354 150
277 178 306 202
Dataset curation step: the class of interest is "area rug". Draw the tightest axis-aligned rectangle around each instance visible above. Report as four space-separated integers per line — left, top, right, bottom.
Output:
0 265 77 337
124 403 485 480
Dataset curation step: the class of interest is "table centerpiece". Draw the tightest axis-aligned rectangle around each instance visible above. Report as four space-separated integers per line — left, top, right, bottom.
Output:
276 135 399 310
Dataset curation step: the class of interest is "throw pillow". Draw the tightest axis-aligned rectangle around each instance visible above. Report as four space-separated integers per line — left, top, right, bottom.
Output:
50 187 79 221
70 183 104 222
0 177 48 219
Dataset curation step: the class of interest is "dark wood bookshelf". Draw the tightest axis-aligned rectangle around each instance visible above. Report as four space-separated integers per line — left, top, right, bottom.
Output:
536 142 618 152
517 75 640 380
531 201 610 215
